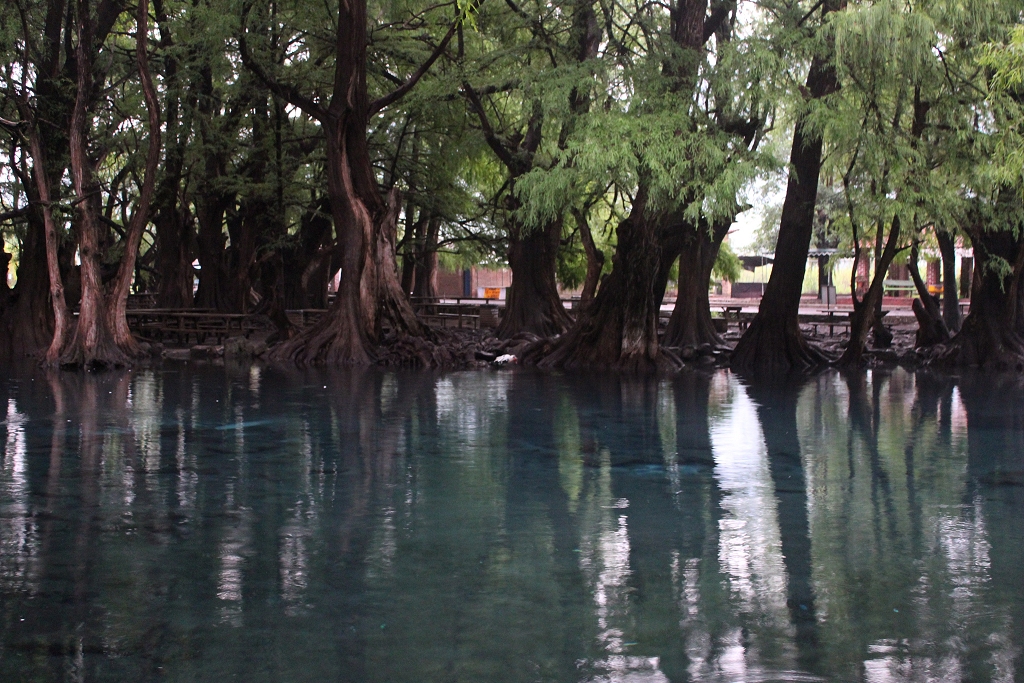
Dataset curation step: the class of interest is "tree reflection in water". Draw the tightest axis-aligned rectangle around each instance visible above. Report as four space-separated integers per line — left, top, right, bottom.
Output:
0 365 1021 682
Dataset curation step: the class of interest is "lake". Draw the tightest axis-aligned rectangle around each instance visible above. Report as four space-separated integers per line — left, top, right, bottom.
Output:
0 364 1022 682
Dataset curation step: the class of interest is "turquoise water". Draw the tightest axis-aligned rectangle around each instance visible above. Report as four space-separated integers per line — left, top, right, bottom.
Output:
0 365 1022 682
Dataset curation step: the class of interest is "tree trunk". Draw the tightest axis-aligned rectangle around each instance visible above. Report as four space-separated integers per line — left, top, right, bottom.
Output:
400 210 426 296
62 0 160 367
538 201 676 370
412 215 440 299
730 0 843 375
272 116 425 362
663 218 730 349
283 196 333 309
0 197 62 365
573 208 604 308
936 224 1024 369
839 215 902 365
936 229 961 333
906 239 948 348
497 217 573 338
152 3 194 309
106 0 161 353
25 140 69 366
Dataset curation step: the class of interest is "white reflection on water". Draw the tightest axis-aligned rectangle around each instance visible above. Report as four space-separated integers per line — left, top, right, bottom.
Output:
280 421 315 615
864 496 1014 683
0 397 37 592
217 485 253 627
576 447 671 682
435 373 510 441
711 381 789 622
681 376 803 682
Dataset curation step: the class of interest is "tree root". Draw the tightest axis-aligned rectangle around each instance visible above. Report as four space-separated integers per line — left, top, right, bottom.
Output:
731 316 832 375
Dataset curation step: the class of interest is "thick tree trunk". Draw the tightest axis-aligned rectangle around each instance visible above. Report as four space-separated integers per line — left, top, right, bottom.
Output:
154 204 194 308
400 210 426 296
194 190 232 310
376 187 428 338
62 0 160 367
730 0 843 375
272 113 425 362
663 218 730 349
238 0 434 364
935 225 1024 369
936 229 961 333
498 217 572 338
273 113 377 364
106 0 161 353
538 203 677 370
839 216 903 365
193 60 236 311
0 203 60 364
283 196 333 309
152 5 194 309
25 142 69 366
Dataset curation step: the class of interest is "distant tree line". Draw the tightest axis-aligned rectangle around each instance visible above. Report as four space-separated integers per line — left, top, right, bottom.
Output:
1 0 1022 371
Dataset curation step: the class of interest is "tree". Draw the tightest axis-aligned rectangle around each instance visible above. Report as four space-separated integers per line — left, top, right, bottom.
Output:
539 0 768 369
730 0 844 374
240 0 458 363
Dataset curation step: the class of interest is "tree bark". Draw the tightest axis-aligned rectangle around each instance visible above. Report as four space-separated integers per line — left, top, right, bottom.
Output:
497 217 573 338
242 0 436 364
573 208 604 308
152 1 194 309
105 0 161 354
935 223 1024 369
62 0 160 367
284 196 333 309
730 0 844 374
25 136 71 366
906 239 948 348
663 217 731 349
538 200 677 370
839 215 903 365
936 229 961 333
412 215 440 300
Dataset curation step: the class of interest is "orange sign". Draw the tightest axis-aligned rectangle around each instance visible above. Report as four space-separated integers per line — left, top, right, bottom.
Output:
483 287 502 300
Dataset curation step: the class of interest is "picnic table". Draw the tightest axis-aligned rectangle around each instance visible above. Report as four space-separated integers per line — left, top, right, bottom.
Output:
800 309 889 336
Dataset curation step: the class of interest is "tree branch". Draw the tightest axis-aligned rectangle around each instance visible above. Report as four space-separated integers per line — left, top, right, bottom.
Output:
368 20 459 115
0 207 29 223
238 1 325 120
462 81 517 170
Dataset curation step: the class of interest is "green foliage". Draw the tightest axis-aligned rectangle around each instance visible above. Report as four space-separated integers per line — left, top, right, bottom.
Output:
713 242 743 284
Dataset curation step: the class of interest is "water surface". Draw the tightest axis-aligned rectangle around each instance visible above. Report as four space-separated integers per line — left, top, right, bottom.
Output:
0 365 1022 682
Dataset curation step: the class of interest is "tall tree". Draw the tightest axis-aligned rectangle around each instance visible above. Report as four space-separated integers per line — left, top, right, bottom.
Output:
59 0 161 367
240 0 457 363
539 0 761 369
730 0 844 374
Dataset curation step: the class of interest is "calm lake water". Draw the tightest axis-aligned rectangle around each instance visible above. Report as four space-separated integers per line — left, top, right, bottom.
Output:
0 364 1022 682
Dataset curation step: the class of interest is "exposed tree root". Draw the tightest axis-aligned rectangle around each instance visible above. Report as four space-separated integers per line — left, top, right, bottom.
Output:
731 315 831 375
923 313 1024 371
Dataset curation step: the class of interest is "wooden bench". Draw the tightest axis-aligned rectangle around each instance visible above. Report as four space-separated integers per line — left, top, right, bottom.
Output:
127 310 257 345
411 300 501 330
883 279 916 295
